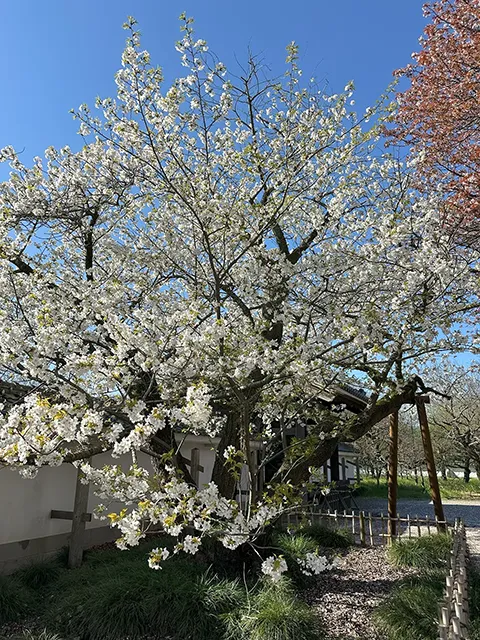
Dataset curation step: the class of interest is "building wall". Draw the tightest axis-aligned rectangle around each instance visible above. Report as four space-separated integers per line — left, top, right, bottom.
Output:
0 435 349 572
0 436 222 572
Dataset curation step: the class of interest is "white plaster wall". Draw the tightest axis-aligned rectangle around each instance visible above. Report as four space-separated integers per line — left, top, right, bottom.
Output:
0 464 77 544
0 440 219 546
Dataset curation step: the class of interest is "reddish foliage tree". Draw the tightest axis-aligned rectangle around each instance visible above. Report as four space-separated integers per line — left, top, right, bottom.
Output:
393 0 480 241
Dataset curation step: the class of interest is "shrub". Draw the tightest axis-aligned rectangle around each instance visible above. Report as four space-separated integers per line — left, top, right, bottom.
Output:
225 579 322 640
0 574 33 625
374 574 445 640
16 560 62 590
387 533 451 570
299 523 353 549
472 619 480 640
374 573 445 640
44 557 242 640
271 532 325 585
273 532 318 560
470 566 480 621
19 632 64 640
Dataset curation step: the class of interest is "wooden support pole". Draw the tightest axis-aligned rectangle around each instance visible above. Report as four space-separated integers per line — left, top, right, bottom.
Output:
68 463 90 569
416 396 446 529
359 511 366 546
388 410 399 540
341 457 346 481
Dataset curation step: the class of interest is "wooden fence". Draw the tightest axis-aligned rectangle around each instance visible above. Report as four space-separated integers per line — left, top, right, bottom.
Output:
438 520 469 640
281 507 451 546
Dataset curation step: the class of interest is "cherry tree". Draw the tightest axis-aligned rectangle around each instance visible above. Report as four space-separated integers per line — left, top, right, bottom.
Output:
392 0 480 242
0 16 478 570
427 365 480 481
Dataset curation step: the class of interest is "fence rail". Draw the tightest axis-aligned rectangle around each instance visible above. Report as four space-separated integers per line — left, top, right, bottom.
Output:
281 507 451 546
438 520 469 640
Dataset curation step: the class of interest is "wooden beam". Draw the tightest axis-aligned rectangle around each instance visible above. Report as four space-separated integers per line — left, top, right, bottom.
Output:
51 510 91 522
388 411 399 540
416 396 446 529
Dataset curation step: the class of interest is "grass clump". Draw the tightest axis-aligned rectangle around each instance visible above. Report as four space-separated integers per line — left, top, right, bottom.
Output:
300 523 353 549
374 574 444 640
273 532 318 560
45 557 242 640
12 632 64 640
0 574 34 625
387 533 451 570
16 560 62 590
225 580 322 640
0 575 34 624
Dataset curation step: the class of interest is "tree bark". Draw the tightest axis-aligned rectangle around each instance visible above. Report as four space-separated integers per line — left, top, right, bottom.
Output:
211 410 242 499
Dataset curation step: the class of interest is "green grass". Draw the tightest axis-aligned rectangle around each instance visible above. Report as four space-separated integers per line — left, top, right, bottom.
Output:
0 536 320 640
45 556 241 640
224 579 323 640
437 477 480 500
374 573 445 640
0 535 323 640
0 575 34 626
355 477 430 500
387 533 451 570
16 560 62 590
357 475 480 501
375 534 454 639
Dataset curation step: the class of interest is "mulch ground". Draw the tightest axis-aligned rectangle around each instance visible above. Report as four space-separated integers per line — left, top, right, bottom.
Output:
305 545 418 640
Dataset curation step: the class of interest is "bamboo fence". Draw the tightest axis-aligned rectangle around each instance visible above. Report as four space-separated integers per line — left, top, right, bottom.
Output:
438 520 469 640
281 507 451 546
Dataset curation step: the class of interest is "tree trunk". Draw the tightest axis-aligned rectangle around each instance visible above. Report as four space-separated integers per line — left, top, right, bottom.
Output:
211 410 242 499
464 456 471 483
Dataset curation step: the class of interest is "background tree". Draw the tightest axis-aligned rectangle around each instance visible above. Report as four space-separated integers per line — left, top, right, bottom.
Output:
0 16 478 566
428 365 480 482
355 419 389 485
392 0 480 243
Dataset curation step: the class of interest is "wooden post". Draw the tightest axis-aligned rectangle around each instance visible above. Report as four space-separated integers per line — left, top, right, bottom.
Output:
190 448 200 487
359 511 366 546
330 446 340 482
388 411 399 540
355 457 360 482
341 457 346 481
68 463 90 569
416 395 446 529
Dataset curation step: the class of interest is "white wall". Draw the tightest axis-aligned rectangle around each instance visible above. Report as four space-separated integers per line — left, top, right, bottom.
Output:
0 437 222 547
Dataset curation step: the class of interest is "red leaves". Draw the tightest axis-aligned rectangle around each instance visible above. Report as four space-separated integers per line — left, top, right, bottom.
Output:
392 0 480 241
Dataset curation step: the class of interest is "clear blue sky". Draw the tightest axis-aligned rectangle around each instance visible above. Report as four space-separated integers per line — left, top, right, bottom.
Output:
1 1 426 175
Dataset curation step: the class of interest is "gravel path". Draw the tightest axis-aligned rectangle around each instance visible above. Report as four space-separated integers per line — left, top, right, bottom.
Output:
306 546 417 640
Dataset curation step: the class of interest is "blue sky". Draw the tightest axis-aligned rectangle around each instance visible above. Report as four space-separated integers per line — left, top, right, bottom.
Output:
1 1 426 176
